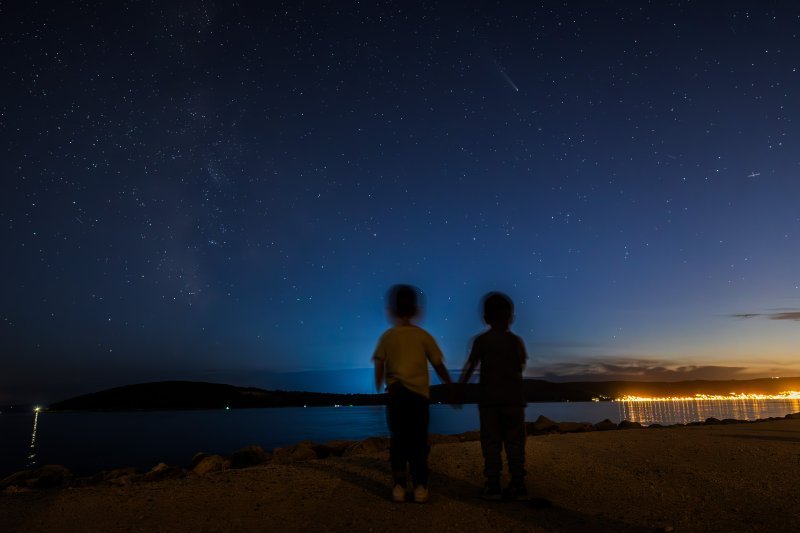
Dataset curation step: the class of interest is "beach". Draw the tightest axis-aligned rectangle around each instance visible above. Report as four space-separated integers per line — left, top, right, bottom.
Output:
3 417 800 532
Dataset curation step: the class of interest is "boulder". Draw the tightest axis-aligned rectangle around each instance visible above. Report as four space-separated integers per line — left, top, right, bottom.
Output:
315 440 356 458
429 434 460 445
0 470 33 490
343 436 389 456
785 412 800 420
144 462 185 482
103 467 139 485
1 465 73 490
273 440 317 464
594 419 618 431
104 467 138 481
192 454 227 475
530 415 558 432
720 418 744 425
704 417 722 425
556 422 594 433
618 420 643 429
31 465 73 489
456 431 480 442
228 445 270 469
190 452 211 469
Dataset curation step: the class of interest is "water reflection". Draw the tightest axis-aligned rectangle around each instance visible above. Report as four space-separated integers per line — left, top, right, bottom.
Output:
27 409 40 468
617 398 800 426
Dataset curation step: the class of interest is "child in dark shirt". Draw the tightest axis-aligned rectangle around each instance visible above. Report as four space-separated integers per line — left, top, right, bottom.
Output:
459 292 528 500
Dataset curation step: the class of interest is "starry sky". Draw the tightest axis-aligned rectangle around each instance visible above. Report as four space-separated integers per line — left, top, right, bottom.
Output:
3 1 800 404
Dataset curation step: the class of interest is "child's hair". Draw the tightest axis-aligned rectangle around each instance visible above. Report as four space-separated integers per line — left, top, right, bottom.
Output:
482 292 514 327
387 284 420 318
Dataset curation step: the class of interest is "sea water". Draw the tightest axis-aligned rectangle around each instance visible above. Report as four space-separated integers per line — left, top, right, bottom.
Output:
2 399 799 479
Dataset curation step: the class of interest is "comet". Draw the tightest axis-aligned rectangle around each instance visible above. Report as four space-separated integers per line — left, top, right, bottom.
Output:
494 59 519 92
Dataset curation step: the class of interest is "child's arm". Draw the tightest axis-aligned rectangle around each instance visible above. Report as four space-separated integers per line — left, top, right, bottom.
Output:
432 362 453 385
459 337 480 384
459 357 478 384
374 360 385 393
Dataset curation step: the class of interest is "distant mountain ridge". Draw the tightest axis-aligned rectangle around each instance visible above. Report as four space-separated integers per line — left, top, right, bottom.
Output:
46 377 800 411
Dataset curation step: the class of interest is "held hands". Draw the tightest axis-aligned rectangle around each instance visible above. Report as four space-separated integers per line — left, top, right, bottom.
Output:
446 382 463 409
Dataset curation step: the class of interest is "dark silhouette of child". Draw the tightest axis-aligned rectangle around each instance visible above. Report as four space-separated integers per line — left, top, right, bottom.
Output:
372 284 454 503
460 292 529 500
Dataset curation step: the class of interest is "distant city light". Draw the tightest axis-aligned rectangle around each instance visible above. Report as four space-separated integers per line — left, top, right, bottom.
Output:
616 391 800 402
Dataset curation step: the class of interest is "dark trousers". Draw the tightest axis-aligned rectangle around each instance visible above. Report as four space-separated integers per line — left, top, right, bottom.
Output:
479 405 526 482
386 383 430 486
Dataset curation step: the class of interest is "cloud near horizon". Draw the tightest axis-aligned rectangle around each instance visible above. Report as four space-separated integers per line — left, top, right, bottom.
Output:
730 310 800 321
527 358 759 382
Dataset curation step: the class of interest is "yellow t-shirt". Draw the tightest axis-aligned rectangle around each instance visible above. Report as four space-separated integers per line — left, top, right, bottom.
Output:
372 325 444 398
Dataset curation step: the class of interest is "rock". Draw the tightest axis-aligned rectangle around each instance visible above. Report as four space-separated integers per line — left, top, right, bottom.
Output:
31 465 73 489
315 440 356 458
343 436 389 456
785 412 800 420
704 417 722 425
104 467 141 486
556 422 595 433
457 431 480 442
228 445 270 469
100 466 138 481
649 423 665 429
0 470 33 490
72 476 99 487
594 419 618 431
618 420 643 429
190 452 211 469
720 418 743 424
273 440 317 464
273 441 314 463
289 441 318 462
429 433 460 445
531 415 558 432
192 454 226 475
1 465 73 490
144 462 185 482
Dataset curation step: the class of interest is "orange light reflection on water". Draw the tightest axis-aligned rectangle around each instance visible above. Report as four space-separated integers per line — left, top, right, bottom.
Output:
616 398 800 426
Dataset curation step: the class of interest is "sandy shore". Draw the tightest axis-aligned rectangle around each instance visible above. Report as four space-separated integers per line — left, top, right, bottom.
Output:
3 418 800 532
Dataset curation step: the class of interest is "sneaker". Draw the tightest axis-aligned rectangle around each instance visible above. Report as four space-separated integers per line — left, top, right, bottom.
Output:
412 484 429 503
391 484 406 502
481 482 502 501
502 482 529 501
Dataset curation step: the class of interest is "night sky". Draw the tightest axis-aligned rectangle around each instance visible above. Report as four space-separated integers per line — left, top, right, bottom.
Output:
3 1 800 404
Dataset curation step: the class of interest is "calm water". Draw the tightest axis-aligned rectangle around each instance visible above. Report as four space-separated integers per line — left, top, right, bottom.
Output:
2 399 799 479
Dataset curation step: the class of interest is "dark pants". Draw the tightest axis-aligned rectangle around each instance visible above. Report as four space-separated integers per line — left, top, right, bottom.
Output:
479 405 526 482
386 383 430 486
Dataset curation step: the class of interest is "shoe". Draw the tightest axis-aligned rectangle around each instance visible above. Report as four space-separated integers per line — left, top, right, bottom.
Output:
502 482 529 501
392 484 406 502
481 482 502 501
413 484 429 503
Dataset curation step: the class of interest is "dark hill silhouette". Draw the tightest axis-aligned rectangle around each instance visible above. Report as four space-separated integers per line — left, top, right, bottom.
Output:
46 377 800 411
47 381 384 411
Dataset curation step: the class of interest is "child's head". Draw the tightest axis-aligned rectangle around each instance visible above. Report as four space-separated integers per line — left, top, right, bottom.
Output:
482 292 514 329
386 284 420 321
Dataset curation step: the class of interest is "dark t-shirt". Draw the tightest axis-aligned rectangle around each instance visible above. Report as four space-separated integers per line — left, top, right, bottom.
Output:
468 329 528 406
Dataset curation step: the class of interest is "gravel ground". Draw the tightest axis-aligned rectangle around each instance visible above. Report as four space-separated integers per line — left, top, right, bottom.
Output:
2 419 800 532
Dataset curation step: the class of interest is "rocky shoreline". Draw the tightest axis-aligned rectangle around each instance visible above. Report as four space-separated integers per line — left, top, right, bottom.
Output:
4 411 800 493
4 414 800 531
